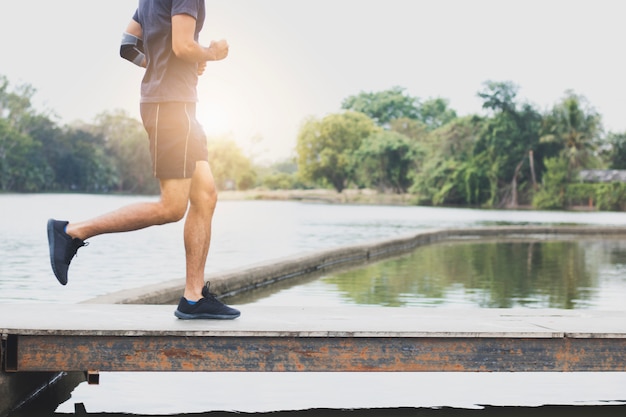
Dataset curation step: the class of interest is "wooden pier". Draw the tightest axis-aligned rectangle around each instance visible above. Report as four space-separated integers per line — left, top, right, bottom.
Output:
3 304 626 375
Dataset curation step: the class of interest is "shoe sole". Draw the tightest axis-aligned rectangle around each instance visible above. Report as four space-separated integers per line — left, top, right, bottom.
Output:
174 310 241 320
47 219 67 286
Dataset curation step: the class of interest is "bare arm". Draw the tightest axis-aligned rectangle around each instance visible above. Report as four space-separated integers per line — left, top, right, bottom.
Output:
171 14 228 63
126 19 142 38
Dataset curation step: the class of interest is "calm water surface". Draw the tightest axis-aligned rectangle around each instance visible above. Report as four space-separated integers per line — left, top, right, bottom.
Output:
236 237 626 310
2 194 626 415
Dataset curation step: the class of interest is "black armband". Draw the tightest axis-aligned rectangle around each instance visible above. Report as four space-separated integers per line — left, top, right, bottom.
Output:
120 32 145 67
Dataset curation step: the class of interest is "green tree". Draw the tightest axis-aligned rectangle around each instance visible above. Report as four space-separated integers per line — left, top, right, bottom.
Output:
207 137 256 190
354 131 422 193
296 111 378 192
89 110 157 194
540 90 603 172
410 116 486 205
389 117 428 141
256 158 307 190
532 156 569 209
595 183 626 211
341 87 457 131
0 77 55 192
475 81 543 207
0 75 39 133
341 87 419 127
52 128 117 192
0 118 19 190
417 97 458 130
602 132 626 169
0 118 50 191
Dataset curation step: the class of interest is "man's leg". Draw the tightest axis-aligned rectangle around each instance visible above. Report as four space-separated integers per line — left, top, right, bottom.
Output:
66 178 193 241
48 177 193 285
173 160 240 319
182 160 217 301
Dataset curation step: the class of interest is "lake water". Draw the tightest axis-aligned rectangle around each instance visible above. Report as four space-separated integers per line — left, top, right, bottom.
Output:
2 193 626 415
232 237 626 311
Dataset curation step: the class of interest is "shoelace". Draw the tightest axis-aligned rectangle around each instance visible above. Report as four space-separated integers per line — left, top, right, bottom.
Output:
202 282 219 300
66 239 89 263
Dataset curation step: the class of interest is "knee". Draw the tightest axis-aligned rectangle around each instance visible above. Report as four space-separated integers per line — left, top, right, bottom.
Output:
157 201 188 224
191 183 217 212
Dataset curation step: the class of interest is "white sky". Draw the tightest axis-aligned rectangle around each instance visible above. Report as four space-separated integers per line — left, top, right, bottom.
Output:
1 0 625 162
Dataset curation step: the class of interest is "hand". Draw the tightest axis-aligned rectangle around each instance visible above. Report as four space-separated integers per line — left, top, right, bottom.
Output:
208 39 229 61
197 61 206 76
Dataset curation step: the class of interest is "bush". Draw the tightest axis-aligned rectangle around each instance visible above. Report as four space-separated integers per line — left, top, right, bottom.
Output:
596 183 626 211
532 156 569 210
563 182 626 211
261 172 297 190
565 183 596 207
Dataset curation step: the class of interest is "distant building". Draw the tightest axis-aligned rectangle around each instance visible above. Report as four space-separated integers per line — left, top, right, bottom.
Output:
579 170 626 183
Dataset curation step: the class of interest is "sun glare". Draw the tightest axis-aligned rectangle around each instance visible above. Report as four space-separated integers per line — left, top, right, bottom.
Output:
197 101 232 137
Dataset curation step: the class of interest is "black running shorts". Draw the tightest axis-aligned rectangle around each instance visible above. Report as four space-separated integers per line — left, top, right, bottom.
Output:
140 102 209 179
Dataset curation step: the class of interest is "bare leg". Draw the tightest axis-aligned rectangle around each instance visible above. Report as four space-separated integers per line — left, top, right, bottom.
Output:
183 161 218 301
66 178 192 241
62 161 216 303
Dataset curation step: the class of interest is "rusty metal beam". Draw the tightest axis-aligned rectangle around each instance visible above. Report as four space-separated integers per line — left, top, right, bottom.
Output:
7 334 626 373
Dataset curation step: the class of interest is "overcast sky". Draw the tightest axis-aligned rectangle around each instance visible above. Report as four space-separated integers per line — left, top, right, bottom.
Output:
2 0 625 162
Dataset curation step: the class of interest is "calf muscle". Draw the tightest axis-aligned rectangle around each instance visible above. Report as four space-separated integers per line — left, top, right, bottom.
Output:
66 178 192 240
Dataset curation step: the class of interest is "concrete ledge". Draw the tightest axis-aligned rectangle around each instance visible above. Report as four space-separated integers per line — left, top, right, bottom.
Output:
83 225 626 305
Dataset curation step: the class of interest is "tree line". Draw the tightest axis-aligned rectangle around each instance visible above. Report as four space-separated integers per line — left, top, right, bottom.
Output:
297 83 626 210
0 75 256 195
2 73 626 210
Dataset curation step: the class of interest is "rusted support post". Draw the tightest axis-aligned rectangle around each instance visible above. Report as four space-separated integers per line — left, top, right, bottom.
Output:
85 370 99 385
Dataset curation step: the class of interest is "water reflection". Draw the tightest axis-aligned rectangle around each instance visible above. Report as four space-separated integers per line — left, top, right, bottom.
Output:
243 237 626 311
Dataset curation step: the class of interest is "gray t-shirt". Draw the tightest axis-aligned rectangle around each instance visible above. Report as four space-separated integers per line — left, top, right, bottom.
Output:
133 0 206 103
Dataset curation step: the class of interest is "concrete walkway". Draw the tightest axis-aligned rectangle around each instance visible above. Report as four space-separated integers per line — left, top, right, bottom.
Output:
3 304 626 374
2 304 626 338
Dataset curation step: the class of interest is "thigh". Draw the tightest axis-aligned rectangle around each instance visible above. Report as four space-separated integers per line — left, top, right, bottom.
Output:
159 177 193 217
140 102 209 180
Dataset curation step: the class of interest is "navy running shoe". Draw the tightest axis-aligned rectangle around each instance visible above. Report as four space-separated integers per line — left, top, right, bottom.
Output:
47 219 87 285
175 282 240 320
